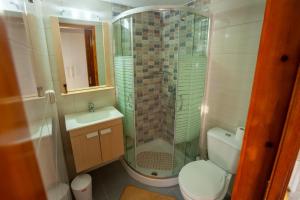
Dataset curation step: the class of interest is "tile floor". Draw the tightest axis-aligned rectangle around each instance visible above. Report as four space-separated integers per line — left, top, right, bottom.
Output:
90 160 183 200
90 160 231 200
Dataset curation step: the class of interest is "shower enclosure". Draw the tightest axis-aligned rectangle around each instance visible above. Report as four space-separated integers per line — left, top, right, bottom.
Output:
113 6 209 184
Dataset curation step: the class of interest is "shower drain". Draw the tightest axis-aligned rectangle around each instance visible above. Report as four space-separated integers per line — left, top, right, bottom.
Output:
151 172 158 176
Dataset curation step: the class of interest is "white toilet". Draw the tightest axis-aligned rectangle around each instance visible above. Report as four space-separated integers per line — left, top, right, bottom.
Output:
179 127 243 200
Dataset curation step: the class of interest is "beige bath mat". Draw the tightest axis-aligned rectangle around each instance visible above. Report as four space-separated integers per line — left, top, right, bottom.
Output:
120 185 176 200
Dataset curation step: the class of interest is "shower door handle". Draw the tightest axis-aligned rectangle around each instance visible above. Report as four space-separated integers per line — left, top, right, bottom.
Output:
126 95 130 108
127 94 133 109
177 94 183 112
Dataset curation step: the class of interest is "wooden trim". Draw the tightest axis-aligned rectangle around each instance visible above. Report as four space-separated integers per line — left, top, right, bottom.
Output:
84 27 99 86
0 17 46 199
232 0 300 199
59 22 94 30
61 86 114 96
49 17 67 93
265 66 300 199
102 22 112 86
91 27 99 85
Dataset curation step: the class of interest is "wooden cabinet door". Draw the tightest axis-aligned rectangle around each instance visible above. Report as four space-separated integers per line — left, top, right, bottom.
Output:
99 123 124 162
71 131 102 172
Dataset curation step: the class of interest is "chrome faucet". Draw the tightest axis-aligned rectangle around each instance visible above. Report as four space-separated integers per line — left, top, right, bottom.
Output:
88 102 95 112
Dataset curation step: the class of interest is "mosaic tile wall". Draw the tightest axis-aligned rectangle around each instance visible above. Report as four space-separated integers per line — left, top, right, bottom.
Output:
160 11 180 144
132 12 162 145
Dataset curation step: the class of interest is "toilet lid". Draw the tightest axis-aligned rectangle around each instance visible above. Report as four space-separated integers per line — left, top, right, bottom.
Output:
179 160 227 200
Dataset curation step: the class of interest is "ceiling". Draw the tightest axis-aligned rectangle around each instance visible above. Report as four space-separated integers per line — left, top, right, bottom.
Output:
99 0 191 7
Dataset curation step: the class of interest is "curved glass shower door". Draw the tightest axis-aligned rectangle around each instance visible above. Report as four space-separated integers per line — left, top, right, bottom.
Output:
173 12 209 175
113 8 209 178
113 17 136 167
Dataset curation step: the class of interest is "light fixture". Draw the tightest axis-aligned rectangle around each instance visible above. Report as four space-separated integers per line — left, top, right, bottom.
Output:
83 11 92 20
70 9 80 19
0 0 22 12
0 1 3 12
59 7 102 22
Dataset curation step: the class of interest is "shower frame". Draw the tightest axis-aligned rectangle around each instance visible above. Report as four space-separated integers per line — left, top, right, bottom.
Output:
112 5 208 23
113 5 210 187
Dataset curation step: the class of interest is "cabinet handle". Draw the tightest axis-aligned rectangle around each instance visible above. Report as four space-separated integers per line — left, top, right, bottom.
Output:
100 128 112 135
86 132 98 139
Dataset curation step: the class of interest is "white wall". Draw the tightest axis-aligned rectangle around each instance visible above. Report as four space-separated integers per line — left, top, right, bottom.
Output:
288 150 300 198
6 14 38 97
60 28 89 90
201 0 266 154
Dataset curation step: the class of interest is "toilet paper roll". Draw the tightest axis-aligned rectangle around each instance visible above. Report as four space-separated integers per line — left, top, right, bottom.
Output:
235 127 245 141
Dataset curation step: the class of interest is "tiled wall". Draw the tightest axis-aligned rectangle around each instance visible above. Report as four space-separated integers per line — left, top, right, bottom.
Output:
5 13 38 97
160 11 179 144
200 0 266 155
132 12 162 144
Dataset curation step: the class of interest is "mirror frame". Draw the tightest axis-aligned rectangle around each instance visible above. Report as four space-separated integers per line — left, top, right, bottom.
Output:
49 16 113 94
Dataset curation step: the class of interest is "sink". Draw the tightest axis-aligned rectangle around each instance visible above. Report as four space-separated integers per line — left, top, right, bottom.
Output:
75 110 116 124
65 106 123 131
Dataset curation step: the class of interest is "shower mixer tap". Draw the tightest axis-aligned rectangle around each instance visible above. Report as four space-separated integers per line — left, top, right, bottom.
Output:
88 102 95 112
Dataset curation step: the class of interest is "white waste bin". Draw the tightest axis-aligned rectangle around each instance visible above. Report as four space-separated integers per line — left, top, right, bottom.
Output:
71 174 92 200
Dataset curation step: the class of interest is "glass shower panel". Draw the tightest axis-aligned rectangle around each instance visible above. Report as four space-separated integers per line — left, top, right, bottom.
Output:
113 17 136 167
173 12 209 175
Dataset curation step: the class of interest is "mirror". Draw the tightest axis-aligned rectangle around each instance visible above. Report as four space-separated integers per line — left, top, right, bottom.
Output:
56 18 111 93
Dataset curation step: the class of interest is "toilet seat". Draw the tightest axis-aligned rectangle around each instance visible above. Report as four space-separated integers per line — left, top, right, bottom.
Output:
178 160 227 200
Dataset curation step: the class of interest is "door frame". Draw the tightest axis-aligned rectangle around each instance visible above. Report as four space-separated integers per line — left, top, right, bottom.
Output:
265 66 300 199
59 22 99 89
232 0 300 199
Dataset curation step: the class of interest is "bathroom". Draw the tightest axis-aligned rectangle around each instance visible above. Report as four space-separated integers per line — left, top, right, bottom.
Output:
0 0 299 200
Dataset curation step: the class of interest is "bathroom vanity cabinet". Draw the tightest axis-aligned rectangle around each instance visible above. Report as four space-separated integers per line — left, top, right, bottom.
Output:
69 118 124 172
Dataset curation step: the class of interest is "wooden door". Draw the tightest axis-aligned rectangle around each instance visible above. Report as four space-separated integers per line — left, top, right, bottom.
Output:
232 0 300 199
99 122 124 162
264 67 300 199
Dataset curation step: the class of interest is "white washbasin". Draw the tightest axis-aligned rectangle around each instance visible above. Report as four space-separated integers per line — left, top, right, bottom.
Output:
65 106 123 131
75 110 116 124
